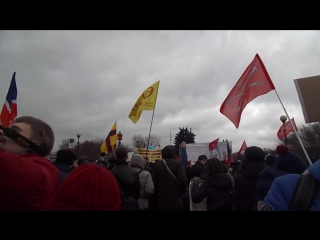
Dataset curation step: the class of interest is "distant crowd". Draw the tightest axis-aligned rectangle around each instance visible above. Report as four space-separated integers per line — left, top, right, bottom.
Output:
0 115 319 211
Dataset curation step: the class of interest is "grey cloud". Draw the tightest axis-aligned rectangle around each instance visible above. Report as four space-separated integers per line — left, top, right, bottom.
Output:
0 30 318 153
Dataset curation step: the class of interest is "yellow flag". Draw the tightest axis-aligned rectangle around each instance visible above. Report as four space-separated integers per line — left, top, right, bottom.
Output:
128 80 160 124
100 121 117 154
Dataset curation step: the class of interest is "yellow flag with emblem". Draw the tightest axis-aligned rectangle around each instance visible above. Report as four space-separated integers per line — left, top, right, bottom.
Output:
128 80 160 124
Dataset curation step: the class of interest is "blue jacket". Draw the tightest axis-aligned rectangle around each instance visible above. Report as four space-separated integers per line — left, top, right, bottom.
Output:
264 160 320 211
55 163 71 186
180 147 188 175
256 166 287 200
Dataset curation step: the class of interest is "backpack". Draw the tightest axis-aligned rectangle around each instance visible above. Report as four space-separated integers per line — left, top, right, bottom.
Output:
289 172 320 211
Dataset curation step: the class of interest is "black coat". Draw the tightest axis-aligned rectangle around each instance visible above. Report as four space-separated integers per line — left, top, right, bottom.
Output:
191 173 233 211
153 158 187 209
187 161 206 185
111 161 140 210
234 161 266 211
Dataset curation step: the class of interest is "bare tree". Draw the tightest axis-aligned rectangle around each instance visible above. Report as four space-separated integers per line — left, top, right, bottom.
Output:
58 139 70 150
58 138 135 162
280 122 320 163
131 134 161 149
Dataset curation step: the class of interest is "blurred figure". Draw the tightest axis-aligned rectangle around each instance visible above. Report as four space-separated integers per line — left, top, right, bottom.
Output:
50 164 121 211
191 158 233 211
263 158 320 211
111 147 140 211
130 154 154 211
95 152 109 168
187 155 208 185
234 146 266 211
275 145 308 174
256 154 286 200
153 145 187 211
107 155 116 171
77 156 90 165
54 149 77 185
0 116 59 210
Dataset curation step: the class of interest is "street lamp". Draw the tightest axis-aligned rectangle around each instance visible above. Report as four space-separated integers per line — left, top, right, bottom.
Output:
280 115 287 146
76 133 81 157
117 131 122 147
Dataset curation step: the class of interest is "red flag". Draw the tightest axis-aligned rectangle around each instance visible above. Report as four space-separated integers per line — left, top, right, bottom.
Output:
0 72 18 127
220 54 275 128
277 118 298 140
209 138 219 151
237 140 247 156
230 154 236 163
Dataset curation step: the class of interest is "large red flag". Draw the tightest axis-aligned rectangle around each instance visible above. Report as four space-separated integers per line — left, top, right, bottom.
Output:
0 72 18 127
209 138 219 151
220 54 275 128
277 117 298 140
237 140 247 156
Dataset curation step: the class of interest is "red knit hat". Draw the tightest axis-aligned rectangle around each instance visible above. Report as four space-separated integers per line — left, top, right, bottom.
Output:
50 164 121 211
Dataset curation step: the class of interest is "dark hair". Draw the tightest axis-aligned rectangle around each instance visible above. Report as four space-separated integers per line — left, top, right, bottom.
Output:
198 155 208 161
265 154 277 166
77 156 89 165
108 155 117 165
206 158 223 176
161 145 175 158
55 149 77 166
115 147 128 162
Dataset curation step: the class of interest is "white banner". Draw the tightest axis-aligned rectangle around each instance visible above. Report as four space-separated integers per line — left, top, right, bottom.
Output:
186 142 228 165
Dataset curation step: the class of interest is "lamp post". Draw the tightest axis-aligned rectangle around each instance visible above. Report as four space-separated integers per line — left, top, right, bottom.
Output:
280 115 287 146
76 133 81 157
117 131 122 147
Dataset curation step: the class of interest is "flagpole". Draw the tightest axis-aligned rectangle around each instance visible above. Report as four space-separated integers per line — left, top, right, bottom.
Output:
274 90 312 165
170 131 172 145
146 81 160 158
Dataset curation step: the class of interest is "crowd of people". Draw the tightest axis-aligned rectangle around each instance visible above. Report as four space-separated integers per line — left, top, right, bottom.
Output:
0 115 319 211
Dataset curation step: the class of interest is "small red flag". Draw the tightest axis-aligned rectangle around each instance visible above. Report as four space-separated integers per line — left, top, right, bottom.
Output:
237 140 247 156
220 54 275 128
209 138 219 151
277 117 298 140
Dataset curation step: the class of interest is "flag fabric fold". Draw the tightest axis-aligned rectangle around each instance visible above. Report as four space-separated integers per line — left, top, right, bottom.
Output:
0 72 18 127
220 54 275 128
209 138 219 151
128 80 160 124
100 122 117 154
237 140 247 156
277 117 298 140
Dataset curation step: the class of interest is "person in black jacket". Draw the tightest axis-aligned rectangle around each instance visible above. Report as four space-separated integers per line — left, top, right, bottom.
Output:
153 145 187 211
191 158 233 211
111 147 140 211
187 155 208 185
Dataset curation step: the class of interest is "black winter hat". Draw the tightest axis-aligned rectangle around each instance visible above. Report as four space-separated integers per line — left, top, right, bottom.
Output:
265 154 277 166
161 145 175 158
243 146 265 164
55 149 77 166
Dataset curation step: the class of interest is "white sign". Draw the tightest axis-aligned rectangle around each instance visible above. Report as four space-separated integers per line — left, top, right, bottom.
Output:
69 138 75 149
186 142 228 165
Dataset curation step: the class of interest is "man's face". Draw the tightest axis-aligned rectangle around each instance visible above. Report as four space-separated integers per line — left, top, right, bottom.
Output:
0 122 33 154
200 159 208 166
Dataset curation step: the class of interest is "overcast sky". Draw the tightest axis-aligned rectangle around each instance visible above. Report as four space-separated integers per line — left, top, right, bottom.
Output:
0 30 319 153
